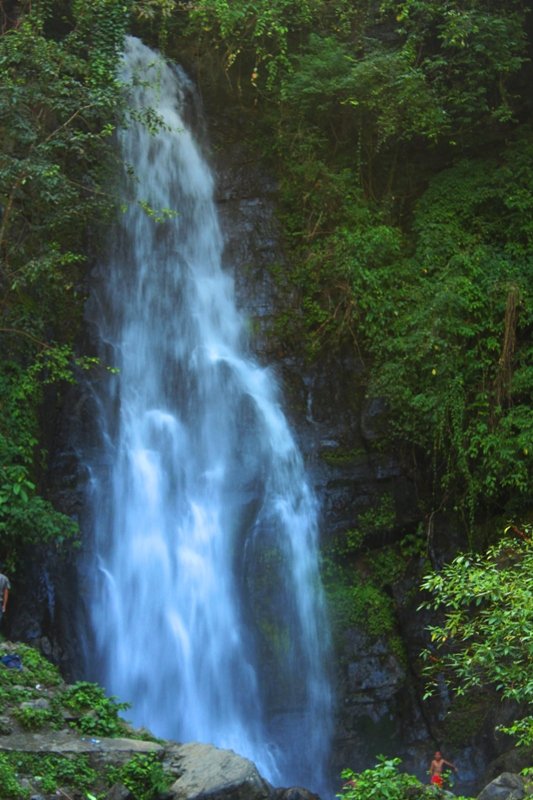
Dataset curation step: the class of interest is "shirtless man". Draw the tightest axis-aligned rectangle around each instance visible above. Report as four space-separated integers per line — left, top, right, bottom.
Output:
430 751 458 788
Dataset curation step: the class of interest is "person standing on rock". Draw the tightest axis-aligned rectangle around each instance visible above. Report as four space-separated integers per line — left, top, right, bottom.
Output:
0 568 11 628
429 751 458 788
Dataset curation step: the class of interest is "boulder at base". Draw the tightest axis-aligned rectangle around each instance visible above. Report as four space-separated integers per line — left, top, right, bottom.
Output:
166 741 273 800
477 773 527 800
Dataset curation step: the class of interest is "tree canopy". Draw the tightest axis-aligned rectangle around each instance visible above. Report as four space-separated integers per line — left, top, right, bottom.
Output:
0 0 130 566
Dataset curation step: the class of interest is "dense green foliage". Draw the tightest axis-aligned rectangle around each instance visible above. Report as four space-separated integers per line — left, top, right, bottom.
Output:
273 5 531 532
0 0 130 568
365 142 532 521
339 756 422 800
1 0 529 558
0 751 99 799
107 752 172 800
420 528 533 746
162 0 533 534
60 680 132 736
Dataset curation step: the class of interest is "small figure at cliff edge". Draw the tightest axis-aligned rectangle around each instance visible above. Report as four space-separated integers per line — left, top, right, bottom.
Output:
0 568 11 629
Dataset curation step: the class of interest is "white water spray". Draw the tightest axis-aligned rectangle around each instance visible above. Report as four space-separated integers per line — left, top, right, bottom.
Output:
82 37 332 792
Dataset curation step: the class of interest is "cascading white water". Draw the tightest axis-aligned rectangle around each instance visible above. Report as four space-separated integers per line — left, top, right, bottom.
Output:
82 36 332 793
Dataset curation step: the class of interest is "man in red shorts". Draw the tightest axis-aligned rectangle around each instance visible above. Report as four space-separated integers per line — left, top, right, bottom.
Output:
430 751 458 788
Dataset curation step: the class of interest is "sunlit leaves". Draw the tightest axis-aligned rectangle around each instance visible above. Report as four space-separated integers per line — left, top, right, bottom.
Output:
419 531 533 744
338 756 422 800
185 0 322 86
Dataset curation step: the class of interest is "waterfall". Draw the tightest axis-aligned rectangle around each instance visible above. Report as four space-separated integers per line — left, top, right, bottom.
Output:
81 36 332 793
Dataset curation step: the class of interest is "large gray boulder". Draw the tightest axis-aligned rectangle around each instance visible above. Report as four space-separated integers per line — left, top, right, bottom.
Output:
477 773 527 800
166 741 273 800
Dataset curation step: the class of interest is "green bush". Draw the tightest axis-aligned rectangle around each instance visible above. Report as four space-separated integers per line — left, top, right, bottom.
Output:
0 0 129 570
107 753 171 800
14 705 56 731
420 529 533 745
60 681 130 737
338 755 423 800
0 753 29 800
338 755 476 800
0 644 62 689
9 753 98 796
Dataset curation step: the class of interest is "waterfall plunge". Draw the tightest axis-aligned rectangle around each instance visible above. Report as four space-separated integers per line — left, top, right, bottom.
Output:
82 37 332 793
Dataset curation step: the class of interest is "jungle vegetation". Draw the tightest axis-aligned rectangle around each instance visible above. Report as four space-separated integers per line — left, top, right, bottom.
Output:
3 0 530 557
0 0 532 769
170 0 533 538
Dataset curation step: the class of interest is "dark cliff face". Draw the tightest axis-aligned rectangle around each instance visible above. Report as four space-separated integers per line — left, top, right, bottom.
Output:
205 107 521 792
205 109 432 779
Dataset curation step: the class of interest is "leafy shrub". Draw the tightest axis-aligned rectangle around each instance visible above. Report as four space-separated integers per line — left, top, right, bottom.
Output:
338 756 476 800
0 753 29 800
61 681 130 737
11 753 98 796
420 529 533 745
0 0 129 570
14 705 55 731
0 644 62 689
107 753 171 800
338 755 423 800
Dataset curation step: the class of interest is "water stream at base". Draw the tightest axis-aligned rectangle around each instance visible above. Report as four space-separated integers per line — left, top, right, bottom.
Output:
81 36 332 794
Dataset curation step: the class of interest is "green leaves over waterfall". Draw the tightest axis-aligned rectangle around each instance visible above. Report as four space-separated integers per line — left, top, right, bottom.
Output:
0 0 130 564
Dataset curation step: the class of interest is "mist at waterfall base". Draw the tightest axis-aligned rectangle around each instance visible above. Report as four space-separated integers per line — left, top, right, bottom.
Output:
80 37 333 794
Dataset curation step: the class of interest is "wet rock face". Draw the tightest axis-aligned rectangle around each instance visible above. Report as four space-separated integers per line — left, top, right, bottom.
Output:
209 114 285 358
333 628 407 769
343 629 407 709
